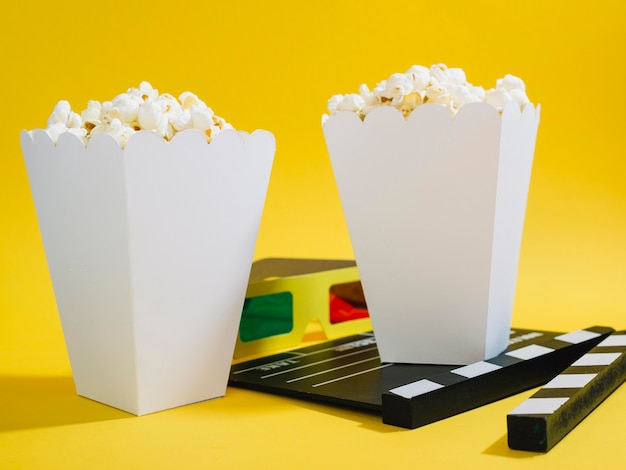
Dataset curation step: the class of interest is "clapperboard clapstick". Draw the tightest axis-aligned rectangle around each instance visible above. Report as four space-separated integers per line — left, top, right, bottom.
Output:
381 326 614 429
507 330 626 452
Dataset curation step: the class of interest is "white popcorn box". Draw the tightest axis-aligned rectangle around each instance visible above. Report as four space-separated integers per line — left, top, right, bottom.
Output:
21 128 275 415
323 102 540 365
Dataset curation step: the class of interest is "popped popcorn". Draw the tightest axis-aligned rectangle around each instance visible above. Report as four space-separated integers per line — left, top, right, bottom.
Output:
327 64 531 119
36 82 234 147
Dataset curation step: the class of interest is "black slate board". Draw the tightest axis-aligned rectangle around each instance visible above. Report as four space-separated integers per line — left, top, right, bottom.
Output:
229 326 614 428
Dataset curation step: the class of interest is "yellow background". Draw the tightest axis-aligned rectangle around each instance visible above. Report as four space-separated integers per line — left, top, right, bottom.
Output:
1 0 625 467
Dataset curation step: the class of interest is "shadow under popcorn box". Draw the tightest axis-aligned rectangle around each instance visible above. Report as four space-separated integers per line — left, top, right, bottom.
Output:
322 101 540 365
20 128 275 415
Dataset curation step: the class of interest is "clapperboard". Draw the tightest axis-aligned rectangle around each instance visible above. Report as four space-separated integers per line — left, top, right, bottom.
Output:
229 326 615 430
507 330 626 452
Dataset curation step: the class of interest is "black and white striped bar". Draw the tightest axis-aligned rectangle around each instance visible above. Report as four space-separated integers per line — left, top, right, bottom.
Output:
381 326 614 429
507 330 626 452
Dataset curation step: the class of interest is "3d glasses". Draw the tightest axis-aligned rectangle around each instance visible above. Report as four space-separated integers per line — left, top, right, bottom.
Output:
234 258 371 358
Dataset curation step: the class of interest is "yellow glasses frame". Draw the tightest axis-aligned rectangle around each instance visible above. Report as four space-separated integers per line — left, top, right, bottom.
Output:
234 258 371 358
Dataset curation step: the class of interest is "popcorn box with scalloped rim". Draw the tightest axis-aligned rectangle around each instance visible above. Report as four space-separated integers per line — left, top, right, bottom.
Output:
20 128 275 415
322 102 540 365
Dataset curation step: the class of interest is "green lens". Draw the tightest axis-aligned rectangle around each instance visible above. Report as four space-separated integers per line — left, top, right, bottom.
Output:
239 291 294 342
